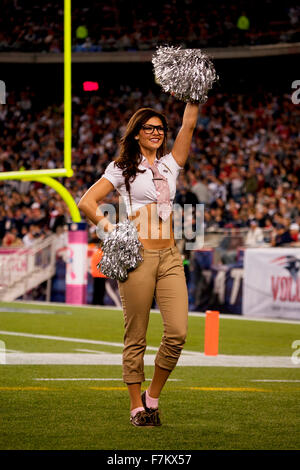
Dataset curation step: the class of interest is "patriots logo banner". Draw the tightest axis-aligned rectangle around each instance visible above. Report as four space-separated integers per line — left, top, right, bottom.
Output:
243 248 300 320
271 255 300 282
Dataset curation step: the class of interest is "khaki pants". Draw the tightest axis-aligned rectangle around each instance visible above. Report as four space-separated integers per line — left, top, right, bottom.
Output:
118 246 189 384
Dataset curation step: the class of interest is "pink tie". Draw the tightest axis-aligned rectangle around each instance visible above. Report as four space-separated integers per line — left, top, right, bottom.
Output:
142 159 172 221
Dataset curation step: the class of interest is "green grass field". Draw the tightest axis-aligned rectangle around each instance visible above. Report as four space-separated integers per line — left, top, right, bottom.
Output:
0 301 300 450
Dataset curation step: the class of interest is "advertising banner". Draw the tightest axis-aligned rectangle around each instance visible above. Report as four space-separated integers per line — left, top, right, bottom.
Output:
243 248 300 320
191 251 243 314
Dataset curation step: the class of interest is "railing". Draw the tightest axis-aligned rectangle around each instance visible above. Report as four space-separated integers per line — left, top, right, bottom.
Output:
203 227 273 248
177 227 274 266
0 234 58 301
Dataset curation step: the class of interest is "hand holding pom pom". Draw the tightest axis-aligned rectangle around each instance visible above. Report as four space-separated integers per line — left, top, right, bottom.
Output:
97 219 143 282
152 45 218 103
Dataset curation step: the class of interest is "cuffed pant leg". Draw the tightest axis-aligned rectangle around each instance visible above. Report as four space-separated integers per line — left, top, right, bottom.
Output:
154 248 189 371
118 251 158 384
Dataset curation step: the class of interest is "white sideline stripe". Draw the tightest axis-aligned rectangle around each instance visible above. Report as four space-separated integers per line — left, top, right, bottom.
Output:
0 349 23 353
0 307 71 315
251 379 300 383
0 330 197 356
73 347 199 357
0 330 135 350
8 300 300 324
4 353 298 368
75 349 107 354
34 378 181 381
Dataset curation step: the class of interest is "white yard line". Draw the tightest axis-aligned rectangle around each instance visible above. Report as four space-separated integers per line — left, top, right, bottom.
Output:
4 352 298 368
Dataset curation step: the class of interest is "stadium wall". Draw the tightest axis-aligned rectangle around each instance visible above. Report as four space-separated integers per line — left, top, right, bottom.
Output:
0 42 300 63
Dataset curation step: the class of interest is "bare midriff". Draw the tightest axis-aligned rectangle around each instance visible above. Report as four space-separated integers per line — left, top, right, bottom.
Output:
129 202 175 249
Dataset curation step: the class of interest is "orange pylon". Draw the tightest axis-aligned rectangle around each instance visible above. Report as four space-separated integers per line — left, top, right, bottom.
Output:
204 310 219 356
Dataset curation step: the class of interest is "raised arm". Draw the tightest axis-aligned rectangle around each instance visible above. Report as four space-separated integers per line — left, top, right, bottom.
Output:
77 177 115 232
171 102 200 167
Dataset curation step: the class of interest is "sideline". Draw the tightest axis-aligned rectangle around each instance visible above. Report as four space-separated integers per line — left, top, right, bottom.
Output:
3 352 298 368
5 300 300 325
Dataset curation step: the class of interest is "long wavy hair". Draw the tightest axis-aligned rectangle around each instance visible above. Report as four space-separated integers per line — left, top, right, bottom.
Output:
114 107 168 195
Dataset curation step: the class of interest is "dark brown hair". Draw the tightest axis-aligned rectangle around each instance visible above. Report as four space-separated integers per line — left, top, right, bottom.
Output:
114 107 168 195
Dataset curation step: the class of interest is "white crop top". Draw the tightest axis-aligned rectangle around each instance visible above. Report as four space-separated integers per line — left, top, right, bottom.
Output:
101 152 183 215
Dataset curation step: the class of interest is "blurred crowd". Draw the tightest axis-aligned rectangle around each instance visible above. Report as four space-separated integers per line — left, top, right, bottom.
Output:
0 81 300 253
0 0 300 53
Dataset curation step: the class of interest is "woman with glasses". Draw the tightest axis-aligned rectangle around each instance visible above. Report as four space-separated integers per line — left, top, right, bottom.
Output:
78 103 199 426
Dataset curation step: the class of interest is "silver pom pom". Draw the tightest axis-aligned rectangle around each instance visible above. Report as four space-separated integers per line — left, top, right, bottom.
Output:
152 45 218 103
97 219 143 282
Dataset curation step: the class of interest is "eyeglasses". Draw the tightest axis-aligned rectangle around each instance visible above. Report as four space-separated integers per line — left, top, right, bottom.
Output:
141 124 166 135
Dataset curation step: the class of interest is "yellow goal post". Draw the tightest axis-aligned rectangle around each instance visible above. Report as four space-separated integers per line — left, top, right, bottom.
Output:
0 0 81 223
